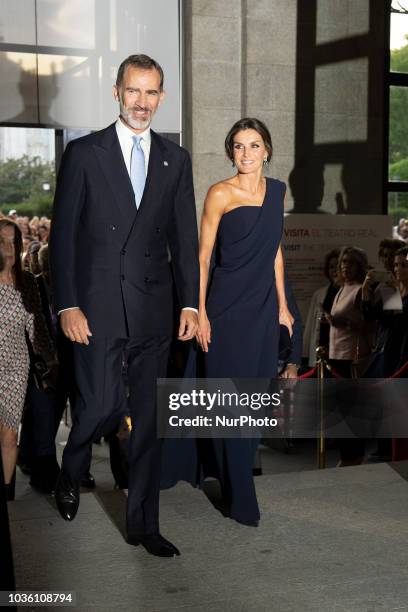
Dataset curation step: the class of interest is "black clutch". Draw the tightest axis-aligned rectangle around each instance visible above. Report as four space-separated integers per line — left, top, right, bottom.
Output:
278 324 292 362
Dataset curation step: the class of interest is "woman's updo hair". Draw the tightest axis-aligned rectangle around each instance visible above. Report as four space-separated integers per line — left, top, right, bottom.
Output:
224 118 273 163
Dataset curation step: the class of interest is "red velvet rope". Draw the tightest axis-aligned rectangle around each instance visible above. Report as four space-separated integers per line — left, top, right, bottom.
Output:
295 359 408 381
311 359 408 381
326 365 344 379
389 359 408 379
369 359 408 388
298 366 318 379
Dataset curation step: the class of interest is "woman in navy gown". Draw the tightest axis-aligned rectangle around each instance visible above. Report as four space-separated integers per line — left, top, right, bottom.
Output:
196 118 293 526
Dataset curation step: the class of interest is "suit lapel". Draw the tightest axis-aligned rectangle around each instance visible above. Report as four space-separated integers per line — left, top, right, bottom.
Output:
93 124 137 222
93 125 170 231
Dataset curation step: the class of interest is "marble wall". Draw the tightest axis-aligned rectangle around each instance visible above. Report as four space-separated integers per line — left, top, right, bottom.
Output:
182 0 386 217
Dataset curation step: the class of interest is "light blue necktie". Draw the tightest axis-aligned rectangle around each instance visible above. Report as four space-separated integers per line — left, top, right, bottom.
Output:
130 135 146 209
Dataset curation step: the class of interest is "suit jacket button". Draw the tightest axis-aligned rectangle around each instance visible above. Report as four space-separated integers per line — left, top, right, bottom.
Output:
110 225 116 231
144 251 150 257
156 227 161 233
121 274 125 280
121 249 126 255
144 277 149 283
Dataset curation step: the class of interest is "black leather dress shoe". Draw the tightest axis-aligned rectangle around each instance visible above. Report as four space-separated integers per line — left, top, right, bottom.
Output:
55 471 80 521
80 471 96 489
127 533 180 557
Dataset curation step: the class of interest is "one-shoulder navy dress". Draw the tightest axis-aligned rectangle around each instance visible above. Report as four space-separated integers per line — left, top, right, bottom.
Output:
205 177 285 524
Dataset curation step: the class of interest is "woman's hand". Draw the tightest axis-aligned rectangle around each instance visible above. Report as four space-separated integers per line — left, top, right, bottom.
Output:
196 310 211 352
361 271 374 301
320 310 333 325
279 307 294 337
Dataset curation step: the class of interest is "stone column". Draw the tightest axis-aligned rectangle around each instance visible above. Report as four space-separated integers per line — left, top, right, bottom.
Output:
182 0 243 217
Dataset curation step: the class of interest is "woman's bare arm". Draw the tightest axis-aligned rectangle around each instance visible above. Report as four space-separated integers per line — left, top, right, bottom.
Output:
196 184 228 351
274 244 294 336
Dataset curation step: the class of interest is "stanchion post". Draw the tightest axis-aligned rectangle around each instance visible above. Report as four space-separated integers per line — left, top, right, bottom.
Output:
316 346 326 469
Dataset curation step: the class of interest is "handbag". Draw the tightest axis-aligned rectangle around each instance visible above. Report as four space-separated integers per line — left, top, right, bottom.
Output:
278 324 293 362
26 332 55 394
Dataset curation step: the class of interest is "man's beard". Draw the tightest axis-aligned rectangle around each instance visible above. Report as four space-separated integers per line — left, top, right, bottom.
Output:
120 102 152 130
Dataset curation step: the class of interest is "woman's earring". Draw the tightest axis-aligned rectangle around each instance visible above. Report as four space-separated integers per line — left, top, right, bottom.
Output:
263 157 268 166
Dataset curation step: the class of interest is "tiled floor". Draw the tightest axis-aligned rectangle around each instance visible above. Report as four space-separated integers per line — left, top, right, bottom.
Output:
8 430 408 612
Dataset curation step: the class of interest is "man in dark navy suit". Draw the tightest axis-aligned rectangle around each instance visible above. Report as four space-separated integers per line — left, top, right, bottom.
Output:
49 55 199 557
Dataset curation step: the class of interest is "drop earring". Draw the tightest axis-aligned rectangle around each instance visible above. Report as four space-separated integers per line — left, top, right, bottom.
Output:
263 157 268 166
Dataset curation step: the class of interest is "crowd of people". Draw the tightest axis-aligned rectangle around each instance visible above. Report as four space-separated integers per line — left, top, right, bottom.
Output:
304 238 408 380
303 238 408 464
3 211 51 269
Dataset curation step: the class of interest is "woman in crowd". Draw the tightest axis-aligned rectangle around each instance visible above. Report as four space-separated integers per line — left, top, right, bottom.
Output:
323 246 374 465
303 248 340 365
326 246 372 377
0 218 55 500
196 118 293 526
37 223 50 244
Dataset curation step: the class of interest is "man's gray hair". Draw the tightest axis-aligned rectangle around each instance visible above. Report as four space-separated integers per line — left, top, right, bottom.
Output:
116 54 164 91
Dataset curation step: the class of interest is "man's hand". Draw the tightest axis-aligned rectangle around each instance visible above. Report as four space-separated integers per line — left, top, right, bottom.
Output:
60 308 92 345
178 309 198 341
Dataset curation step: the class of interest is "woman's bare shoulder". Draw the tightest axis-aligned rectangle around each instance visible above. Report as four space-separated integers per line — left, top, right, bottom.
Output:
205 178 237 206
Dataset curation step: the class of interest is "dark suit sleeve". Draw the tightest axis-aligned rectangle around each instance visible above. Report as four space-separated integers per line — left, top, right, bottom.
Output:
285 278 303 364
167 151 199 309
49 142 86 312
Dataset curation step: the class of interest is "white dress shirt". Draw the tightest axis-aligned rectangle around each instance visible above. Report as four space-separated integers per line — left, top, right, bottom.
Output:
115 117 151 176
59 117 197 314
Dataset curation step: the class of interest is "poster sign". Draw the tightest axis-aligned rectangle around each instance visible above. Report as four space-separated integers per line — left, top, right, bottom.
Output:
283 214 393 324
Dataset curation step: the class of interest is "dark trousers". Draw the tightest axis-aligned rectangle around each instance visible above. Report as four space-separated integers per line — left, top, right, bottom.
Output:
53 331 77 434
329 359 366 461
19 378 57 462
62 334 171 537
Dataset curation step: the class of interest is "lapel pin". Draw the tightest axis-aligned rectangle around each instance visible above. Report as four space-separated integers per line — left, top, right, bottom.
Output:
163 161 168 166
